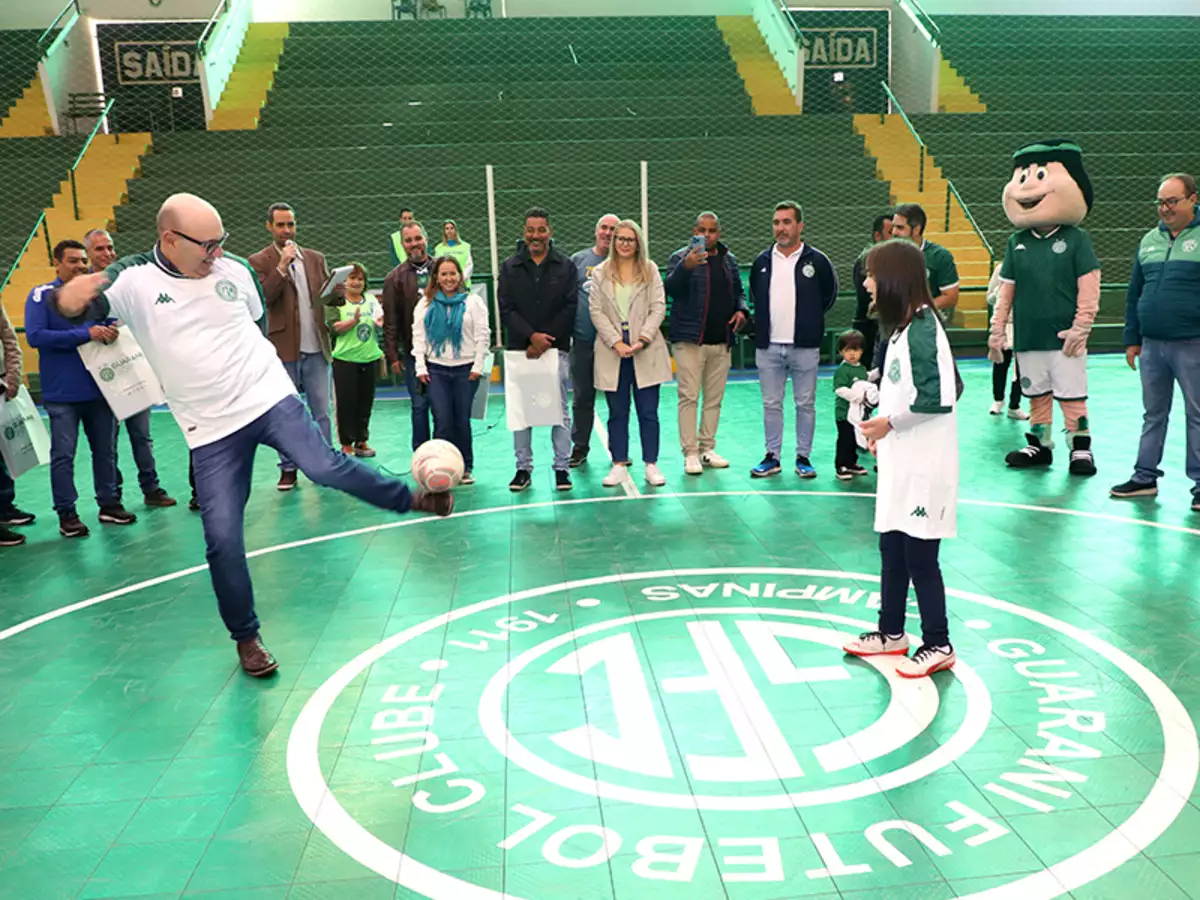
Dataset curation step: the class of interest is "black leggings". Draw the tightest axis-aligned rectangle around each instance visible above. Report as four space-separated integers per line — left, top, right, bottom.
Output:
332 359 378 446
877 531 949 647
992 349 1022 407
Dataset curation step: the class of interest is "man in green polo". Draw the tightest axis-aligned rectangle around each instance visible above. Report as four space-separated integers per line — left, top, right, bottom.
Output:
892 203 959 324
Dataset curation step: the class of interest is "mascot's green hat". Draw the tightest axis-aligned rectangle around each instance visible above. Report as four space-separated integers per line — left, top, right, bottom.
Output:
1012 139 1094 212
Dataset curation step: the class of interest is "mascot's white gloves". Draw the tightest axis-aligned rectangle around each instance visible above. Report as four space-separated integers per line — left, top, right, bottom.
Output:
1057 269 1101 358
988 280 1015 364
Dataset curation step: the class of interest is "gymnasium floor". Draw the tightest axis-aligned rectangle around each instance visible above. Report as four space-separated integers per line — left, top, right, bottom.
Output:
1 354 1198 900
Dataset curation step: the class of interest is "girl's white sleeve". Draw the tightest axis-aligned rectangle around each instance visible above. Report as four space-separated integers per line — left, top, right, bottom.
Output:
470 296 490 374
411 299 429 377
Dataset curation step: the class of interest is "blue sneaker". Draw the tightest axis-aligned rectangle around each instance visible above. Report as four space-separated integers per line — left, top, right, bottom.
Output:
795 456 817 478
751 454 781 478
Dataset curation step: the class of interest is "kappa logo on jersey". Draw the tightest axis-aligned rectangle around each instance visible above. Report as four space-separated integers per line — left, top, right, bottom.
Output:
291 567 1198 899
911 506 928 518
1015 243 1027 251
887 358 901 383
155 293 174 305
215 280 239 302
1052 240 1068 255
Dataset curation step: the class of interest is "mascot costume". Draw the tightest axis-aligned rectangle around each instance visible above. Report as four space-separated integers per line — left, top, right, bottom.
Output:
989 140 1102 475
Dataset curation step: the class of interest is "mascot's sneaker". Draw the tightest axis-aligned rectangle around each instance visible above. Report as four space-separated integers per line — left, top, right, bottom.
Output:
1006 433 1053 468
844 631 910 657
897 645 956 679
1068 434 1097 476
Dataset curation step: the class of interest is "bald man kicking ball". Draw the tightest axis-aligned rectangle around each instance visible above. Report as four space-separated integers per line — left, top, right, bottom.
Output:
57 193 452 677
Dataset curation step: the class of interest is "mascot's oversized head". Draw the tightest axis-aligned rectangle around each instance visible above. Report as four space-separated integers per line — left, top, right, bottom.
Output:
1003 139 1093 230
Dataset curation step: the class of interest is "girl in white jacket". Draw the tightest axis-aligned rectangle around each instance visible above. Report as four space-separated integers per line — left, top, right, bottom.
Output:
412 256 490 484
844 240 959 679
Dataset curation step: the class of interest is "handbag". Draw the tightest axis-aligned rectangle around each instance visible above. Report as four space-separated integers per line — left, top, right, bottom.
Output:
77 329 165 421
504 348 565 430
0 386 51 478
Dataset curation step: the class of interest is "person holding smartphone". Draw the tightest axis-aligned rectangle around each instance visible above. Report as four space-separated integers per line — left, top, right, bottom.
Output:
664 212 748 475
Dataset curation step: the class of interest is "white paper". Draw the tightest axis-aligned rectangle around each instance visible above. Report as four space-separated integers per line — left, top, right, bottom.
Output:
78 329 165 421
320 265 355 298
504 349 564 431
0 386 51 478
470 351 494 421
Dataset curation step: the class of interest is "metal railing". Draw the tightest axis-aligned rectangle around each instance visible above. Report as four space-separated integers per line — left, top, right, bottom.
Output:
36 0 80 48
880 81 926 193
69 99 117 221
946 181 994 261
197 0 231 58
0 213 55 303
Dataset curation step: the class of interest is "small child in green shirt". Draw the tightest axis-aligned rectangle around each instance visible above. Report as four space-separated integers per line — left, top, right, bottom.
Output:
833 329 872 480
326 262 384 458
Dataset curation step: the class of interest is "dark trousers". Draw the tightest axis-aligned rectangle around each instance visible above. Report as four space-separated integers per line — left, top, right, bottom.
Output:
835 419 859 468
605 355 661 464
0 456 14 511
44 399 119 517
115 408 161 499
192 395 413 642
427 362 476 470
992 349 1022 407
570 339 596 451
402 353 432 451
332 358 377 446
878 531 949 647
859 320 879 371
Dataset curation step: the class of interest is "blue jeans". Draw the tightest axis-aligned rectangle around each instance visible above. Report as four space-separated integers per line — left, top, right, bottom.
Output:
756 344 821 458
0 456 14 511
115 408 162 497
513 350 572 472
605 355 661 464
191 395 414 642
1133 337 1200 495
279 352 331 471
428 362 476 471
403 353 433 451
44 399 119 516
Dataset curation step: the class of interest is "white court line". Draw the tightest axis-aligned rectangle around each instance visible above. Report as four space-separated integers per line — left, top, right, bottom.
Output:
1 490 1196 644
590 410 640 497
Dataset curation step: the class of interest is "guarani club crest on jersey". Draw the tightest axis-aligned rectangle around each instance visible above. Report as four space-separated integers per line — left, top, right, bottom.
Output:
288 568 1197 898
215 279 240 301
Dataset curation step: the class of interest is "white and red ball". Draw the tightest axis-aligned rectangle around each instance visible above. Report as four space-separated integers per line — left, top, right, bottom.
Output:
411 439 464 493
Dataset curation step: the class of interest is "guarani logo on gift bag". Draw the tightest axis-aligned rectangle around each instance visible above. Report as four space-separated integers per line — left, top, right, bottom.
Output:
288 567 1198 899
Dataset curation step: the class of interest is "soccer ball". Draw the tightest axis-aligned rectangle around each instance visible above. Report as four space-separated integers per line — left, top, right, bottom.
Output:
411 439 464 493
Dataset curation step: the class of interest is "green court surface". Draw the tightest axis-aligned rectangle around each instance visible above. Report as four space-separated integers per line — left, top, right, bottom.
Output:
1 355 1198 900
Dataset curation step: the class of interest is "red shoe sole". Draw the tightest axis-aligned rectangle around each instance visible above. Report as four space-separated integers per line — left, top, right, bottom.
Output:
843 647 910 657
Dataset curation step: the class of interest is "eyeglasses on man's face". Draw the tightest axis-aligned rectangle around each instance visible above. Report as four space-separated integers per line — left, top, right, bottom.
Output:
173 229 230 255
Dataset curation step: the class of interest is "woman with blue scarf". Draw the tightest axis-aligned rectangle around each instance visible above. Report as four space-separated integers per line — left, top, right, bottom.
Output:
412 256 491 484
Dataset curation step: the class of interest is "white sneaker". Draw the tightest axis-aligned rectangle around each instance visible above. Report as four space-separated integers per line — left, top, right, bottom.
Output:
602 464 626 487
897 644 956 678
989 400 1004 415
843 631 910 657
701 451 729 468
644 463 666 486
1007 407 1030 421
684 454 703 475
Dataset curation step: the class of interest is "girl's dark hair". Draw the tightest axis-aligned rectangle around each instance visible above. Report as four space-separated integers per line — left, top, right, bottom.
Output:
347 261 368 283
424 255 465 302
865 239 933 336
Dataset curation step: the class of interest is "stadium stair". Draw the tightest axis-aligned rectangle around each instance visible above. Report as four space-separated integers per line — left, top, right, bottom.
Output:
935 55 985 114
209 23 290 131
853 112 993 326
0 78 53 138
716 16 801 115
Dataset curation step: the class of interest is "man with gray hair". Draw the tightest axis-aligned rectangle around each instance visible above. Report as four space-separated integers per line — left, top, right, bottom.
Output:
665 211 747 474
568 213 619 466
1112 172 1200 512
56 193 452 678
84 228 176 509
382 219 435 451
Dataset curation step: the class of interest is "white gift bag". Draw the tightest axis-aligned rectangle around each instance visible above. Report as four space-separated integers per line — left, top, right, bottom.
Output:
0 386 51 478
78 329 165 421
504 349 565 431
470 351 494 421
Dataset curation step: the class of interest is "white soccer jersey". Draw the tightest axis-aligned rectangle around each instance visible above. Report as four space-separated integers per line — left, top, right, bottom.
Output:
875 309 959 540
96 247 296 449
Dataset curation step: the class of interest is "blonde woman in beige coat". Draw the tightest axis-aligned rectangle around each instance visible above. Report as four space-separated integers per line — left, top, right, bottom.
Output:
589 220 673 487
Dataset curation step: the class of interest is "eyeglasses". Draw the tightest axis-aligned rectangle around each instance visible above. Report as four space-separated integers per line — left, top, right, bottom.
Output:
172 229 229 255
614 236 638 244
1156 197 1188 209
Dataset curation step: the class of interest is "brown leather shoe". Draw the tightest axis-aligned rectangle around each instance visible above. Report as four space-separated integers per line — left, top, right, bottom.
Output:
236 637 279 677
411 490 454 517
277 470 298 491
354 442 376 458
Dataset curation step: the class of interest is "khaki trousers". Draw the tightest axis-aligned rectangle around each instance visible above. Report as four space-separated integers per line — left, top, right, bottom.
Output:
673 342 731 456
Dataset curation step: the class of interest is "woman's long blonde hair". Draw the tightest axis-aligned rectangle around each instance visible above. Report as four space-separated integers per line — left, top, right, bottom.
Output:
598 219 656 285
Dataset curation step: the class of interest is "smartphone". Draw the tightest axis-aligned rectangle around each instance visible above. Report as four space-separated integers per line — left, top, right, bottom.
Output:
689 234 706 254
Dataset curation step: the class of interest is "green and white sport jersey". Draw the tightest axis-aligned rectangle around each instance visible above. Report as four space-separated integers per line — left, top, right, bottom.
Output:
999 226 1101 352
922 240 958 307
95 248 296 449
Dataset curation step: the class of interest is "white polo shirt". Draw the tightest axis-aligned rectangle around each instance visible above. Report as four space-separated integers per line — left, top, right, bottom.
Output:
96 246 296 449
769 242 804 344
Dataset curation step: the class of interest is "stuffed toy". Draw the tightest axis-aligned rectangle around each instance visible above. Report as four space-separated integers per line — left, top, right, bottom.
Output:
844 379 879 450
988 140 1102 475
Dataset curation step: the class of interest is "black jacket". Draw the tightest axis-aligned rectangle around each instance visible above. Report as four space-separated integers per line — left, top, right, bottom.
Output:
747 243 838 350
498 241 579 352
